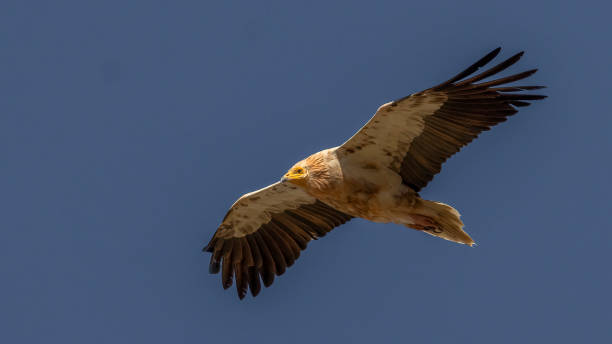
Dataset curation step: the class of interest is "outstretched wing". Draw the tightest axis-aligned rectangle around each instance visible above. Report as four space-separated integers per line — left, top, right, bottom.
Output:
203 182 352 299
337 47 546 191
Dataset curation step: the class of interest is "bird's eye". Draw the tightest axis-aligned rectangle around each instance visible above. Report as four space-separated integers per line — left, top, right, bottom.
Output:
295 168 303 174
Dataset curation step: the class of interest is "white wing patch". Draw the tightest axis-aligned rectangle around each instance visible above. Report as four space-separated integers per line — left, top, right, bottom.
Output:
338 91 447 171
216 182 317 239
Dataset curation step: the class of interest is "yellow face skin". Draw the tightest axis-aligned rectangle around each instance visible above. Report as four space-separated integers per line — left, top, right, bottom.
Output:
281 165 308 185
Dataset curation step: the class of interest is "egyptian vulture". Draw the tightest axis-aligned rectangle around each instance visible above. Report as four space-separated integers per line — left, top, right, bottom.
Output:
204 47 546 299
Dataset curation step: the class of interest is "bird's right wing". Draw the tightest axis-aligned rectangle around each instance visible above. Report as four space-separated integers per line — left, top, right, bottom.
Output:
337 48 546 192
203 182 352 299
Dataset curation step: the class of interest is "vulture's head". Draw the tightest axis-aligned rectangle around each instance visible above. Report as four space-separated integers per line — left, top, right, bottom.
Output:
280 151 334 190
281 163 309 186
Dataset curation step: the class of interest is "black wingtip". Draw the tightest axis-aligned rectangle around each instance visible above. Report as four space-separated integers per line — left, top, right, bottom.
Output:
237 288 247 300
222 276 233 289
455 50 528 87
483 47 502 62
526 94 548 100
509 101 530 107
262 274 274 288
248 267 262 297
222 258 234 289
521 85 546 90
203 238 216 252
510 51 525 63
250 285 261 297
209 259 220 274
431 47 503 90
518 69 539 81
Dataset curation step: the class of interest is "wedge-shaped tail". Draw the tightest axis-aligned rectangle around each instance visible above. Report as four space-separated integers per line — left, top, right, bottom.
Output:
410 199 474 246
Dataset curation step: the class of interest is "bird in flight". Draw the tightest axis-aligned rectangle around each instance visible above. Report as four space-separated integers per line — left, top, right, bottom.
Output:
204 47 546 299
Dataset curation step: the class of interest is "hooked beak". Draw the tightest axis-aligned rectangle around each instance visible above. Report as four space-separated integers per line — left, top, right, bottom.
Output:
280 175 289 183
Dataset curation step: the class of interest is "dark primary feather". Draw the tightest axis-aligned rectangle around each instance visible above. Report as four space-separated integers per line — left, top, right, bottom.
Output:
204 200 352 299
399 48 546 192
432 47 501 89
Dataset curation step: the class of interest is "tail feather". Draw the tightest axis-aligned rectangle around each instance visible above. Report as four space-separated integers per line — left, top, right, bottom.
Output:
410 199 474 246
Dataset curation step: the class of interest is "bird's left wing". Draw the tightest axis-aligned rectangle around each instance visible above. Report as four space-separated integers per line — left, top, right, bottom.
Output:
337 47 546 192
204 182 352 299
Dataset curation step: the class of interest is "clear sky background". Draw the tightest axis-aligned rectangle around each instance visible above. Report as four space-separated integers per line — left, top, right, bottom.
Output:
2 1 611 343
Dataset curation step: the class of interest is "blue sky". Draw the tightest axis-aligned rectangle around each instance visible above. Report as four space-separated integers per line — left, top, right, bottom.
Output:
2 1 611 343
